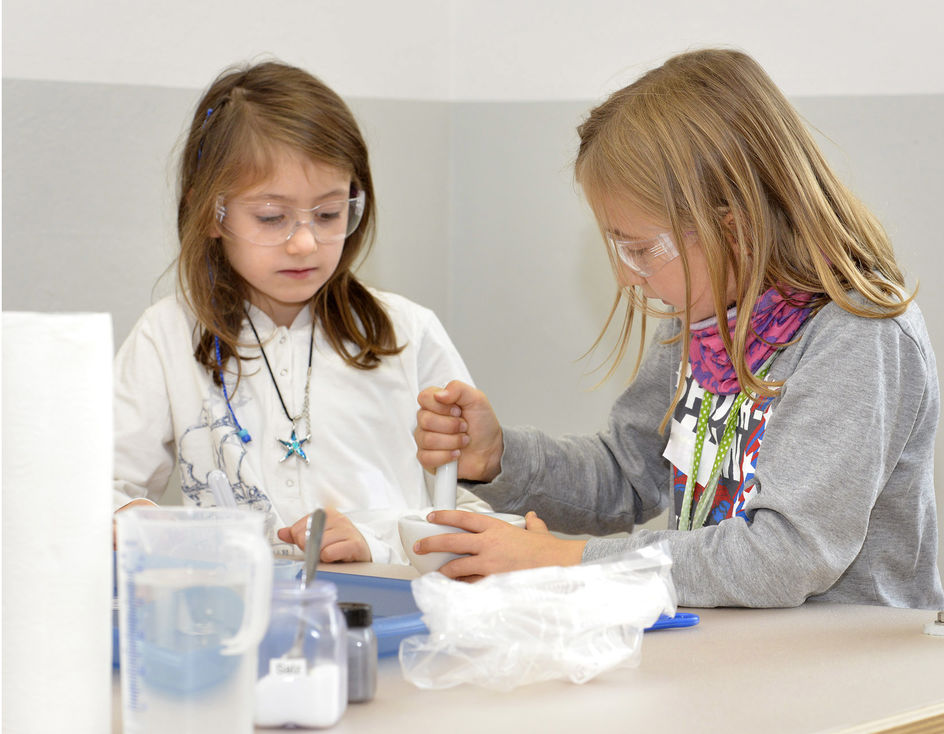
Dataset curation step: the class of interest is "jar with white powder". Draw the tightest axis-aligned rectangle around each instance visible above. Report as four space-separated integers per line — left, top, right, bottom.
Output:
255 580 348 728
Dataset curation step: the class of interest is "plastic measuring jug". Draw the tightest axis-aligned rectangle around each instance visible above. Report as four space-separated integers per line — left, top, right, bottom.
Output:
115 507 273 734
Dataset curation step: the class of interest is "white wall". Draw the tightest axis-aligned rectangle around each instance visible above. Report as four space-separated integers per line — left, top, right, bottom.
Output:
2 0 452 97
450 0 944 99
4 1 941 98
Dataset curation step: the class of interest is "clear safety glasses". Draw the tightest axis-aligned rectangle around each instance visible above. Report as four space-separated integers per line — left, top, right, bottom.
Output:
604 230 681 277
216 190 366 247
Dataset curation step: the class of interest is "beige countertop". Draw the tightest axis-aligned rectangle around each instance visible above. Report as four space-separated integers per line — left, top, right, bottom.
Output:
113 566 944 734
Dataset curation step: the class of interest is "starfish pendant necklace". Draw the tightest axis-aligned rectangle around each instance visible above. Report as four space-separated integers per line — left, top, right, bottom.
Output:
245 308 314 464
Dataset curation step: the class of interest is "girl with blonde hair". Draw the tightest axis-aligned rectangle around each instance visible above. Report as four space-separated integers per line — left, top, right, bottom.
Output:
413 49 942 607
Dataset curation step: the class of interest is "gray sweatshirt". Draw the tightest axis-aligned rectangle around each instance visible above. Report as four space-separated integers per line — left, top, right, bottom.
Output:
472 301 944 609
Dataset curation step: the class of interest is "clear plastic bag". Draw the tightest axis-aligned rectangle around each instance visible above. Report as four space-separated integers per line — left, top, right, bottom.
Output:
398 542 675 691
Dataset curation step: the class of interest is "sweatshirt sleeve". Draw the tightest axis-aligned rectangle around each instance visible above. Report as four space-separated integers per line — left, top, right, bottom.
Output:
583 306 937 607
471 318 679 534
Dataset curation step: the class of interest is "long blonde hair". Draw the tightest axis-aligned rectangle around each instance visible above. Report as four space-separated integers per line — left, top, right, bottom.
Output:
177 61 402 385
575 48 908 429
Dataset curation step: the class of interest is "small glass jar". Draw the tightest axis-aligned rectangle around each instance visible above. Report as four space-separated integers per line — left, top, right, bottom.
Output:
255 580 348 728
338 602 377 703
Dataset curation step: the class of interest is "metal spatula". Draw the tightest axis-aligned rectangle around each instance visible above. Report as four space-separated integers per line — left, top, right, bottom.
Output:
284 509 326 660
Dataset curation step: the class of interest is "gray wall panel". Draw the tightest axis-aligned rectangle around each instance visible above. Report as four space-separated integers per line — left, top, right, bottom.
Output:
2 79 189 341
450 101 631 436
4 80 942 562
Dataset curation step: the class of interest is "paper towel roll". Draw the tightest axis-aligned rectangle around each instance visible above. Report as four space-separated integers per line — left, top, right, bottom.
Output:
2 312 114 734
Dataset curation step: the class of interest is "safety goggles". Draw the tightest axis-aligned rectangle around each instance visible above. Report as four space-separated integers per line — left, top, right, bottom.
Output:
216 190 366 247
604 230 682 277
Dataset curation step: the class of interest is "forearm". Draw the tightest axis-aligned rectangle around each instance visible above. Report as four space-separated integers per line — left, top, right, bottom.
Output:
471 425 670 536
583 519 843 608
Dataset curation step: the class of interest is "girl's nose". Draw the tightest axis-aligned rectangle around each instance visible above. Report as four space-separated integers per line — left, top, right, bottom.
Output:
285 222 318 255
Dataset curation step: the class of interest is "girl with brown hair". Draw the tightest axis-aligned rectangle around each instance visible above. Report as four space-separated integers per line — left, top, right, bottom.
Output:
113 60 488 563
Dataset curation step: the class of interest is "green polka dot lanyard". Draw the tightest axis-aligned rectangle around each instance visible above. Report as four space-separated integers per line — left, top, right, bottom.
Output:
677 354 776 531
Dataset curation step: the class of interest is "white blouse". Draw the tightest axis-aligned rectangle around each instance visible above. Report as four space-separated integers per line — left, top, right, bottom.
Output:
113 289 489 562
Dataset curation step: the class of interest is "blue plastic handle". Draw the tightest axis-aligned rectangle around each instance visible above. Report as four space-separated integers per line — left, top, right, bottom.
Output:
646 612 700 631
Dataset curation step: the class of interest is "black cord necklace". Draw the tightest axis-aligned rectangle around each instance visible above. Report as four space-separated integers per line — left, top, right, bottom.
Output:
245 308 315 464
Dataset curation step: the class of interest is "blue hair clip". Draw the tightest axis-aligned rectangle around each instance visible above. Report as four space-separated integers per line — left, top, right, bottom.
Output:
197 108 214 163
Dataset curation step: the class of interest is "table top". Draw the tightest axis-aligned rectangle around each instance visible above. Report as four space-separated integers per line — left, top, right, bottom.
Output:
338 602 943 734
113 565 944 734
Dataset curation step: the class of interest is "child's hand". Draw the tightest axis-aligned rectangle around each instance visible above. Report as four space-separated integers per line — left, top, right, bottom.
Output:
412 510 586 581
277 507 371 563
415 380 504 482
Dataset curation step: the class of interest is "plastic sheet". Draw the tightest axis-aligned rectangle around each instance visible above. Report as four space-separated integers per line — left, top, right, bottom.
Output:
399 542 675 690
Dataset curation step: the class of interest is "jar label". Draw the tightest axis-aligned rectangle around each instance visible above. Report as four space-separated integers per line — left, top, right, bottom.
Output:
269 657 307 677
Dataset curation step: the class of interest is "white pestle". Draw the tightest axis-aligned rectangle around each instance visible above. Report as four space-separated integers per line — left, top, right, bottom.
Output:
404 462 526 573
208 469 238 508
433 460 458 511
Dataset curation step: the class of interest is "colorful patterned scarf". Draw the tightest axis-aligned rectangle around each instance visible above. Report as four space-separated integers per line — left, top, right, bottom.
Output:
689 287 815 395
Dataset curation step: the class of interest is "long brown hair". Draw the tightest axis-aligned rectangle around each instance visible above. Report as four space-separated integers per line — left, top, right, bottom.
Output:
177 60 402 385
575 48 909 430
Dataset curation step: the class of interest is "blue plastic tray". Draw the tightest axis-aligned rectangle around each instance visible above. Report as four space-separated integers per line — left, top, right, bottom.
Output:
111 569 428 664
320 571 700 656
320 572 427 657
113 567 700 665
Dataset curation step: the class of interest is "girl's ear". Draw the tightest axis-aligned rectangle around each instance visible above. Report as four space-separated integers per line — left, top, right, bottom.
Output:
721 211 740 247
185 187 224 238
